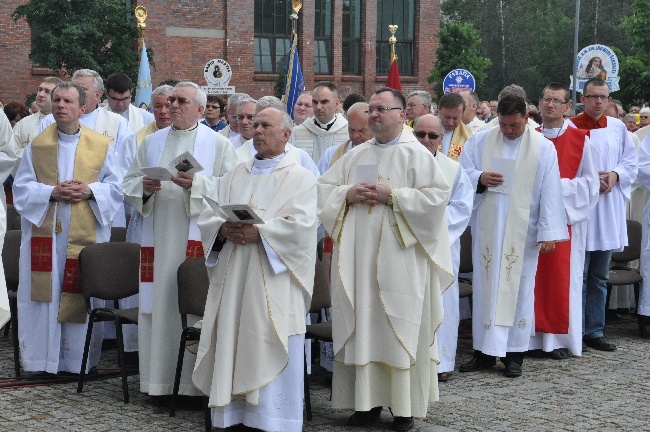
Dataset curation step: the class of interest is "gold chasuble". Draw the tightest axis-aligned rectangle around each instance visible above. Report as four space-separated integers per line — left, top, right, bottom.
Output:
30 124 109 323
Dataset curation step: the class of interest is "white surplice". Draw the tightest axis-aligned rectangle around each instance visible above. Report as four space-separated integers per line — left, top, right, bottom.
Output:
290 115 348 163
13 129 122 373
0 111 18 327
234 139 320 177
192 153 317 432
459 125 567 357
318 133 454 418
435 152 473 373
528 123 600 355
122 123 237 396
11 111 45 177
104 104 154 135
636 134 650 317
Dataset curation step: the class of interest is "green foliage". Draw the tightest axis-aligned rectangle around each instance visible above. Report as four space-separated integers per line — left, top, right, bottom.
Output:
25 93 36 107
624 0 650 56
274 70 286 100
12 0 141 80
426 21 491 93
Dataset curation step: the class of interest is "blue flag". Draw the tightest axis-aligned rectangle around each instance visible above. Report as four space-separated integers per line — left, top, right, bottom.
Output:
282 33 305 119
134 41 152 110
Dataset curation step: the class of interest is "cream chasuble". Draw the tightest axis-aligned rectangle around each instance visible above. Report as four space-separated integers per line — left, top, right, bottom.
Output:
192 153 317 409
290 115 348 163
318 133 454 417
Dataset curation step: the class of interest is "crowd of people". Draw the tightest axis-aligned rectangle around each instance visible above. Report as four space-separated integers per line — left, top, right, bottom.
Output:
0 71 648 432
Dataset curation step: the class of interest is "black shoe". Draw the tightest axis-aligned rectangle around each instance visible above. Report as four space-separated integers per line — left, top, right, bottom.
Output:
503 362 522 378
584 337 617 351
347 406 382 426
459 353 496 372
392 416 414 431
547 348 571 360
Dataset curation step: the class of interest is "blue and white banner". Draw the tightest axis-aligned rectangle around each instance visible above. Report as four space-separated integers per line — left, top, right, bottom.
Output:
442 69 476 94
135 41 153 110
282 33 305 119
570 44 620 93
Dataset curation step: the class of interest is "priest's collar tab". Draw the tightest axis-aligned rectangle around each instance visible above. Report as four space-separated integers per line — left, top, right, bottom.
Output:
314 115 337 131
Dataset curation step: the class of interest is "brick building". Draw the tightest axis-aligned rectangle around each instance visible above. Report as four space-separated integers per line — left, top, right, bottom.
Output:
0 0 440 105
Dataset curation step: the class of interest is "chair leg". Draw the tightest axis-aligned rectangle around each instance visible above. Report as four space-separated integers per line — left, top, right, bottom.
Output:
304 346 312 421
204 396 211 432
9 295 20 377
115 319 129 404
468 294 473 314
170 328 189 417
77 313 96 394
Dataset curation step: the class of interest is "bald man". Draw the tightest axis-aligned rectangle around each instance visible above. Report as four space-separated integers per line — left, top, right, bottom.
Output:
413 114 473 382
317 102 373 174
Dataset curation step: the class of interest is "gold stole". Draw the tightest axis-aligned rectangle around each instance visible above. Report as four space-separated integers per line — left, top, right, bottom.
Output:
439 121 472 161
31 124 110 323
329 139 351 167
478 126 540 327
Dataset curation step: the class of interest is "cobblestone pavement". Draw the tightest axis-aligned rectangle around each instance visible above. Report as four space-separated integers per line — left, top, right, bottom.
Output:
0 317 648 431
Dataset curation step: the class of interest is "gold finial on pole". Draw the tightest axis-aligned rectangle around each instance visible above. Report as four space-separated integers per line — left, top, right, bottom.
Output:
388 24 398 63
135 6 147 49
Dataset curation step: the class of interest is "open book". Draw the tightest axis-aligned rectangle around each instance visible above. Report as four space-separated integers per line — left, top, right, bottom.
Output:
202 194 265 224
141 151 204 181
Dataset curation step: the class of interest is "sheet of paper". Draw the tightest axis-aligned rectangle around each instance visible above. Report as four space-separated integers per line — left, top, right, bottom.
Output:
355 164 379 184
488 157 516 194
168 151 204 175
140 167 175 181
202 194 265 225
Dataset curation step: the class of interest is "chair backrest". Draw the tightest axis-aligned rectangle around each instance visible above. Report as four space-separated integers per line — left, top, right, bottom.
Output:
6 204 18 229
79 242 141 301
110 227 127 243
458 226 473 274
611 220 642 263
309 257 331 313
2 230 21 290
176 258 210 318
10 215 21 231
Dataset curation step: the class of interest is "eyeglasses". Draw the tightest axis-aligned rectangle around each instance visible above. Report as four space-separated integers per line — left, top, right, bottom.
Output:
366 106 403 115
237 114 255 121
414 131 441 140
583 95 609 101
540 98 567 105
168 96 192 105
641 116 650 119
228 114 238 120
205 104 220 110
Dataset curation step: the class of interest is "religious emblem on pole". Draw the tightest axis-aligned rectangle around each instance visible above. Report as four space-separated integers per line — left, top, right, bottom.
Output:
134 6 152 110
135 6 147 50
385 25 402 92
281 0 305 118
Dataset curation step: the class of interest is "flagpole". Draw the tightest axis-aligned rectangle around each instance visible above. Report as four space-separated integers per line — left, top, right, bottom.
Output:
388 24 398 64
281 1 303 106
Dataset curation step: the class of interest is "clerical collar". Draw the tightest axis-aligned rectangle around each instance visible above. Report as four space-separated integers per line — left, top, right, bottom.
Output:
171 123 199 132
254 151 285 161
57 127 81 142
314 115 337 131
375 132 401 146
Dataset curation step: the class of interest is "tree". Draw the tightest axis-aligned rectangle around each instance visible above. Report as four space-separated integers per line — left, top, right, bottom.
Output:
426 21 492 95
12 0 141 80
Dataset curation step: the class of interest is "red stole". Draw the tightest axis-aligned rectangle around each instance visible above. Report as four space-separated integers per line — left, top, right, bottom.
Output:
534 126 588 333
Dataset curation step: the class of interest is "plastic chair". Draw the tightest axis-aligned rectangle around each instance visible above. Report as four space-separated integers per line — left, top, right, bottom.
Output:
77 242 140 403
2 230 21 376
169 257 210 432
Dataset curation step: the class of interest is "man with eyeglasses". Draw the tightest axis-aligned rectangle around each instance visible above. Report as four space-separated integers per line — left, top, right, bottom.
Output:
230 97 257 149
122 81 237 403
219 93 250 144
527 82 599 360
437 93 472 161
458 95 567 378
291 81 348 163
200 95 227 133
634 108 650 142
405 91 432 128
570 78 638 352
103 73 154 135
319 87 454 431
413 114 473 383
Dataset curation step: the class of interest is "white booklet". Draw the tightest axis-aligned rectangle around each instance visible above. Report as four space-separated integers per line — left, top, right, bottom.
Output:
355 163 379 184
202 194 265 225
141 151 204 181
488 157 516 194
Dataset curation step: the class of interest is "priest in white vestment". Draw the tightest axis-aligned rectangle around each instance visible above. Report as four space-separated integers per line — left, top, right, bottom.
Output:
637 134 650 322
570 78 638 352
103 73 154 135
528 84 599 358
318 88 454 431
460 90 486 134
414 115 473 382
11 77 61 177
290 81 348 163
219 93 249 144
122 82 237 398
14 82 122 374
437 93 473 161
0 110 18 328
458 95 567 378
192 107 316 432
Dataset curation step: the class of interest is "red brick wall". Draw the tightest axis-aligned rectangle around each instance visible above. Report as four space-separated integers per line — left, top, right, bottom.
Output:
0 0 441 105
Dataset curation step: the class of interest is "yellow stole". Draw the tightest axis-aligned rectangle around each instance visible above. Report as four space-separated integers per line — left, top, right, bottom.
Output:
439 121 472 161
30 124 110 323
330 139 351 167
